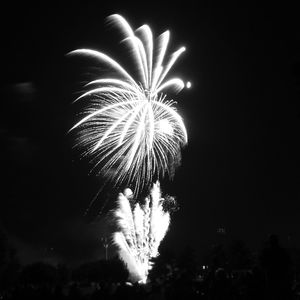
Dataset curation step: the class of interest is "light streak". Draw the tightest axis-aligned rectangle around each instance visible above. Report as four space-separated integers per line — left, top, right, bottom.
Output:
69 14 188 193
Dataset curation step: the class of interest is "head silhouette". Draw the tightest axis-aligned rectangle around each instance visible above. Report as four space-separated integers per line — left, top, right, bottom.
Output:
268 234 279 247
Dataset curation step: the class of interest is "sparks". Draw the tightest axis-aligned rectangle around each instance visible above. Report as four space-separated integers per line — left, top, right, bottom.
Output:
69 14 188 193
112 182 170 283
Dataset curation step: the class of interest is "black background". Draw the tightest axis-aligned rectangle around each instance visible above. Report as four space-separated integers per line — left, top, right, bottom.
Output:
1 1 299 265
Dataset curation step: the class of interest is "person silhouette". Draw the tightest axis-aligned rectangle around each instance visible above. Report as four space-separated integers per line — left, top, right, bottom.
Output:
260 234 293 300
209 268 234 300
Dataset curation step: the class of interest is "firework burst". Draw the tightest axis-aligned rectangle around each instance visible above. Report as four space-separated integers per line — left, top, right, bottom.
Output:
112 182 170 283
69 14 188 193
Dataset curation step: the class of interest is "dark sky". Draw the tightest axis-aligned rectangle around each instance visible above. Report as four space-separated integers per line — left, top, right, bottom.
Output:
1 2 299 265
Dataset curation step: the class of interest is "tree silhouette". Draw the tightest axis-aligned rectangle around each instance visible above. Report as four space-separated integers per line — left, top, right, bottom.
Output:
228 239 253 270
72 258 128 284
20 262 58 286
0 226 21 290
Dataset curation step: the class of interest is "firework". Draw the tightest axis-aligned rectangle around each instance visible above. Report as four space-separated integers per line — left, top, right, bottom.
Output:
69 14 188 193
111 182 170 283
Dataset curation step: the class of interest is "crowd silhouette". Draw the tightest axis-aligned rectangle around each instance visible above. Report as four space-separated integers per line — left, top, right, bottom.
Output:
1 231 300 299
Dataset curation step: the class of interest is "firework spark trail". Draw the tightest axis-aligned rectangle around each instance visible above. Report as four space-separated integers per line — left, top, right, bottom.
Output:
112 183 171 283
69 14 188 193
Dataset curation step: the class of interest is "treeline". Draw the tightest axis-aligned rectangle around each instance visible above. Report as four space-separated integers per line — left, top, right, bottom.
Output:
1 226 300 299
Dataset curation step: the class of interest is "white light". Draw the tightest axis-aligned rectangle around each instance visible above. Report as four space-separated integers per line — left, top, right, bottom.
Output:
69 14 188 193
186 81 192 89
123 188 133 198
113 183 170 283
157 119 173 135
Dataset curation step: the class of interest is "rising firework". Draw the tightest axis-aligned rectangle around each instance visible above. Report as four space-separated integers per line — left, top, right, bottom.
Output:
111 182 170 283
69 14 188 193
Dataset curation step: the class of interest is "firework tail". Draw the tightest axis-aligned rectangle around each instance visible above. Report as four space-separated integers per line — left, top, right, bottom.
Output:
112 182 170 283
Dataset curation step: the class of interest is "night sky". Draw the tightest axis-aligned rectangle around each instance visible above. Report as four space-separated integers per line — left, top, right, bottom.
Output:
1 2 299 266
